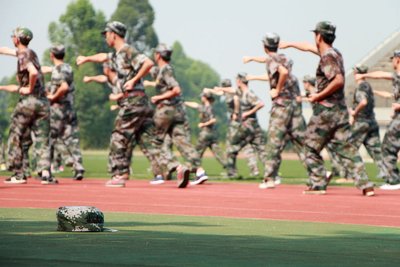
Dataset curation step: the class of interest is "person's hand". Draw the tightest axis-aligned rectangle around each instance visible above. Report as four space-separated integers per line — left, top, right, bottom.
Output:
392 102 400 112
83 76 91 83
123 78 137 91
349 115 355 126
308 93 319 103
242 56 252 64
198 122 204 128
151 95 161 104
270 88 279 99
19 86 31 95
76 56 86 66
354 74 364 81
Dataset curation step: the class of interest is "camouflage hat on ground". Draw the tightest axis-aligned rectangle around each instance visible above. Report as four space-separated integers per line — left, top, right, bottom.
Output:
262 32 280 49
303 75 316 86
353 64 368 74
390 50 400 59
102 21 127 38
13 27 33 44
236 72 248 83
57 206 104 232
220 78 232 87
311 21 336 36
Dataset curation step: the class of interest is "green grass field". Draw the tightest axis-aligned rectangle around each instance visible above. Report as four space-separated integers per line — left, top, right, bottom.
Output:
1 208 399 267
1 151 395 266
53 150 384 185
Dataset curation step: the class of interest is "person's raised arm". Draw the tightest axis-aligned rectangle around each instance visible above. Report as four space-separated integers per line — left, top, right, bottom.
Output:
243 56 267 64
373 89 392 98
41 66 53 74
76 53 108 66
355 71 393 81
246 73 269 82
0 84 19 93
0 47 17 57
184 101 200 109
83 75 108 84
279 41 319 55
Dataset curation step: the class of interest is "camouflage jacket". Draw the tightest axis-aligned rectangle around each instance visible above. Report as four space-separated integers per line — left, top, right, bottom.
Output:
49 63 75 106
16 48 45 98
107 43 147 92
353 81 375 120
393 72 400 104
198 104 216 130
154 64 182 105
316 47 346 107
240 89 260 121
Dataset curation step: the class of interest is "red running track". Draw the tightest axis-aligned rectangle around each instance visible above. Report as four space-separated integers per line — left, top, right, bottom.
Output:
0 178 399 228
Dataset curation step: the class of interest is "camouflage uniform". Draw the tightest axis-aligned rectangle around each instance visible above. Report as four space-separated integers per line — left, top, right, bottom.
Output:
153 64 201 171
57 206 104 232
194 103 226 168
107 43 161 177
48 63 84 175
226 88 267 177
224 90 259 176
380 73 400 185
7 48 51 177
304 48 372 190
349 80 385 178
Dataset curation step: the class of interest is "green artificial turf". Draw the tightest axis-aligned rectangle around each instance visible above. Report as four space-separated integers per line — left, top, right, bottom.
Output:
0 208 399 267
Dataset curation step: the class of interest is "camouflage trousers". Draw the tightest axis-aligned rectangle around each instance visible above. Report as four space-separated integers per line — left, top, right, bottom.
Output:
156 134 180 177
381 112 400 184
304 104 373 190
226 120 260 176
271 102 308 178
226 119 267 177
325 142 346 177
0 133 5 164
264 101 306 179
349 118 386 178
7 96 51 174
50 104 84 172
153 103 201 172
196 128 226 168
109 96 161 177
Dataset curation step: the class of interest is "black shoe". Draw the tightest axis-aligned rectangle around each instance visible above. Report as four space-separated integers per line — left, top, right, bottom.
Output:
41 175 58 185
73 170 84 181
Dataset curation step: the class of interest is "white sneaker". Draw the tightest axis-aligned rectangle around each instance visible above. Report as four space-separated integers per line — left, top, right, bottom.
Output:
150 175 165 185
259 180 275 189
190 173 208 185
105 176 126 188
274 176 282 185
379 183 400 190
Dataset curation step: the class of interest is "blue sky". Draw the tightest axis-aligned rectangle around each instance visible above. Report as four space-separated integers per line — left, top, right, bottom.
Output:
0 0 399 128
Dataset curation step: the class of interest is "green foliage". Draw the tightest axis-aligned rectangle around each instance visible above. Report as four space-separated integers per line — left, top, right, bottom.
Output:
111 0 158 54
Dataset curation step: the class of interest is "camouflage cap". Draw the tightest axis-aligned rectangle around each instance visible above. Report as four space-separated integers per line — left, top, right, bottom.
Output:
102 21 127 38
154 43 173 60
303 75 316 86
390 50 400 59
201 91 214 101
13 27 33 43
50 44 65 55
262 32 280 49
311 21 336 36
236 72 248 83
220 78 232 87
353 64 368 74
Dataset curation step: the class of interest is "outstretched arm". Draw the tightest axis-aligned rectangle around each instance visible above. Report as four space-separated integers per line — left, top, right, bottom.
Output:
279 41 319 55
0 84 19 93
243 56 267 64
143 80 157 88
184 101 200 109
203 88 224 96
83 75 108 84
76 53 108 66
246 73 269 81
41 66 53 74
0 47 17 57
373 89 392 98
355 71 393 81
